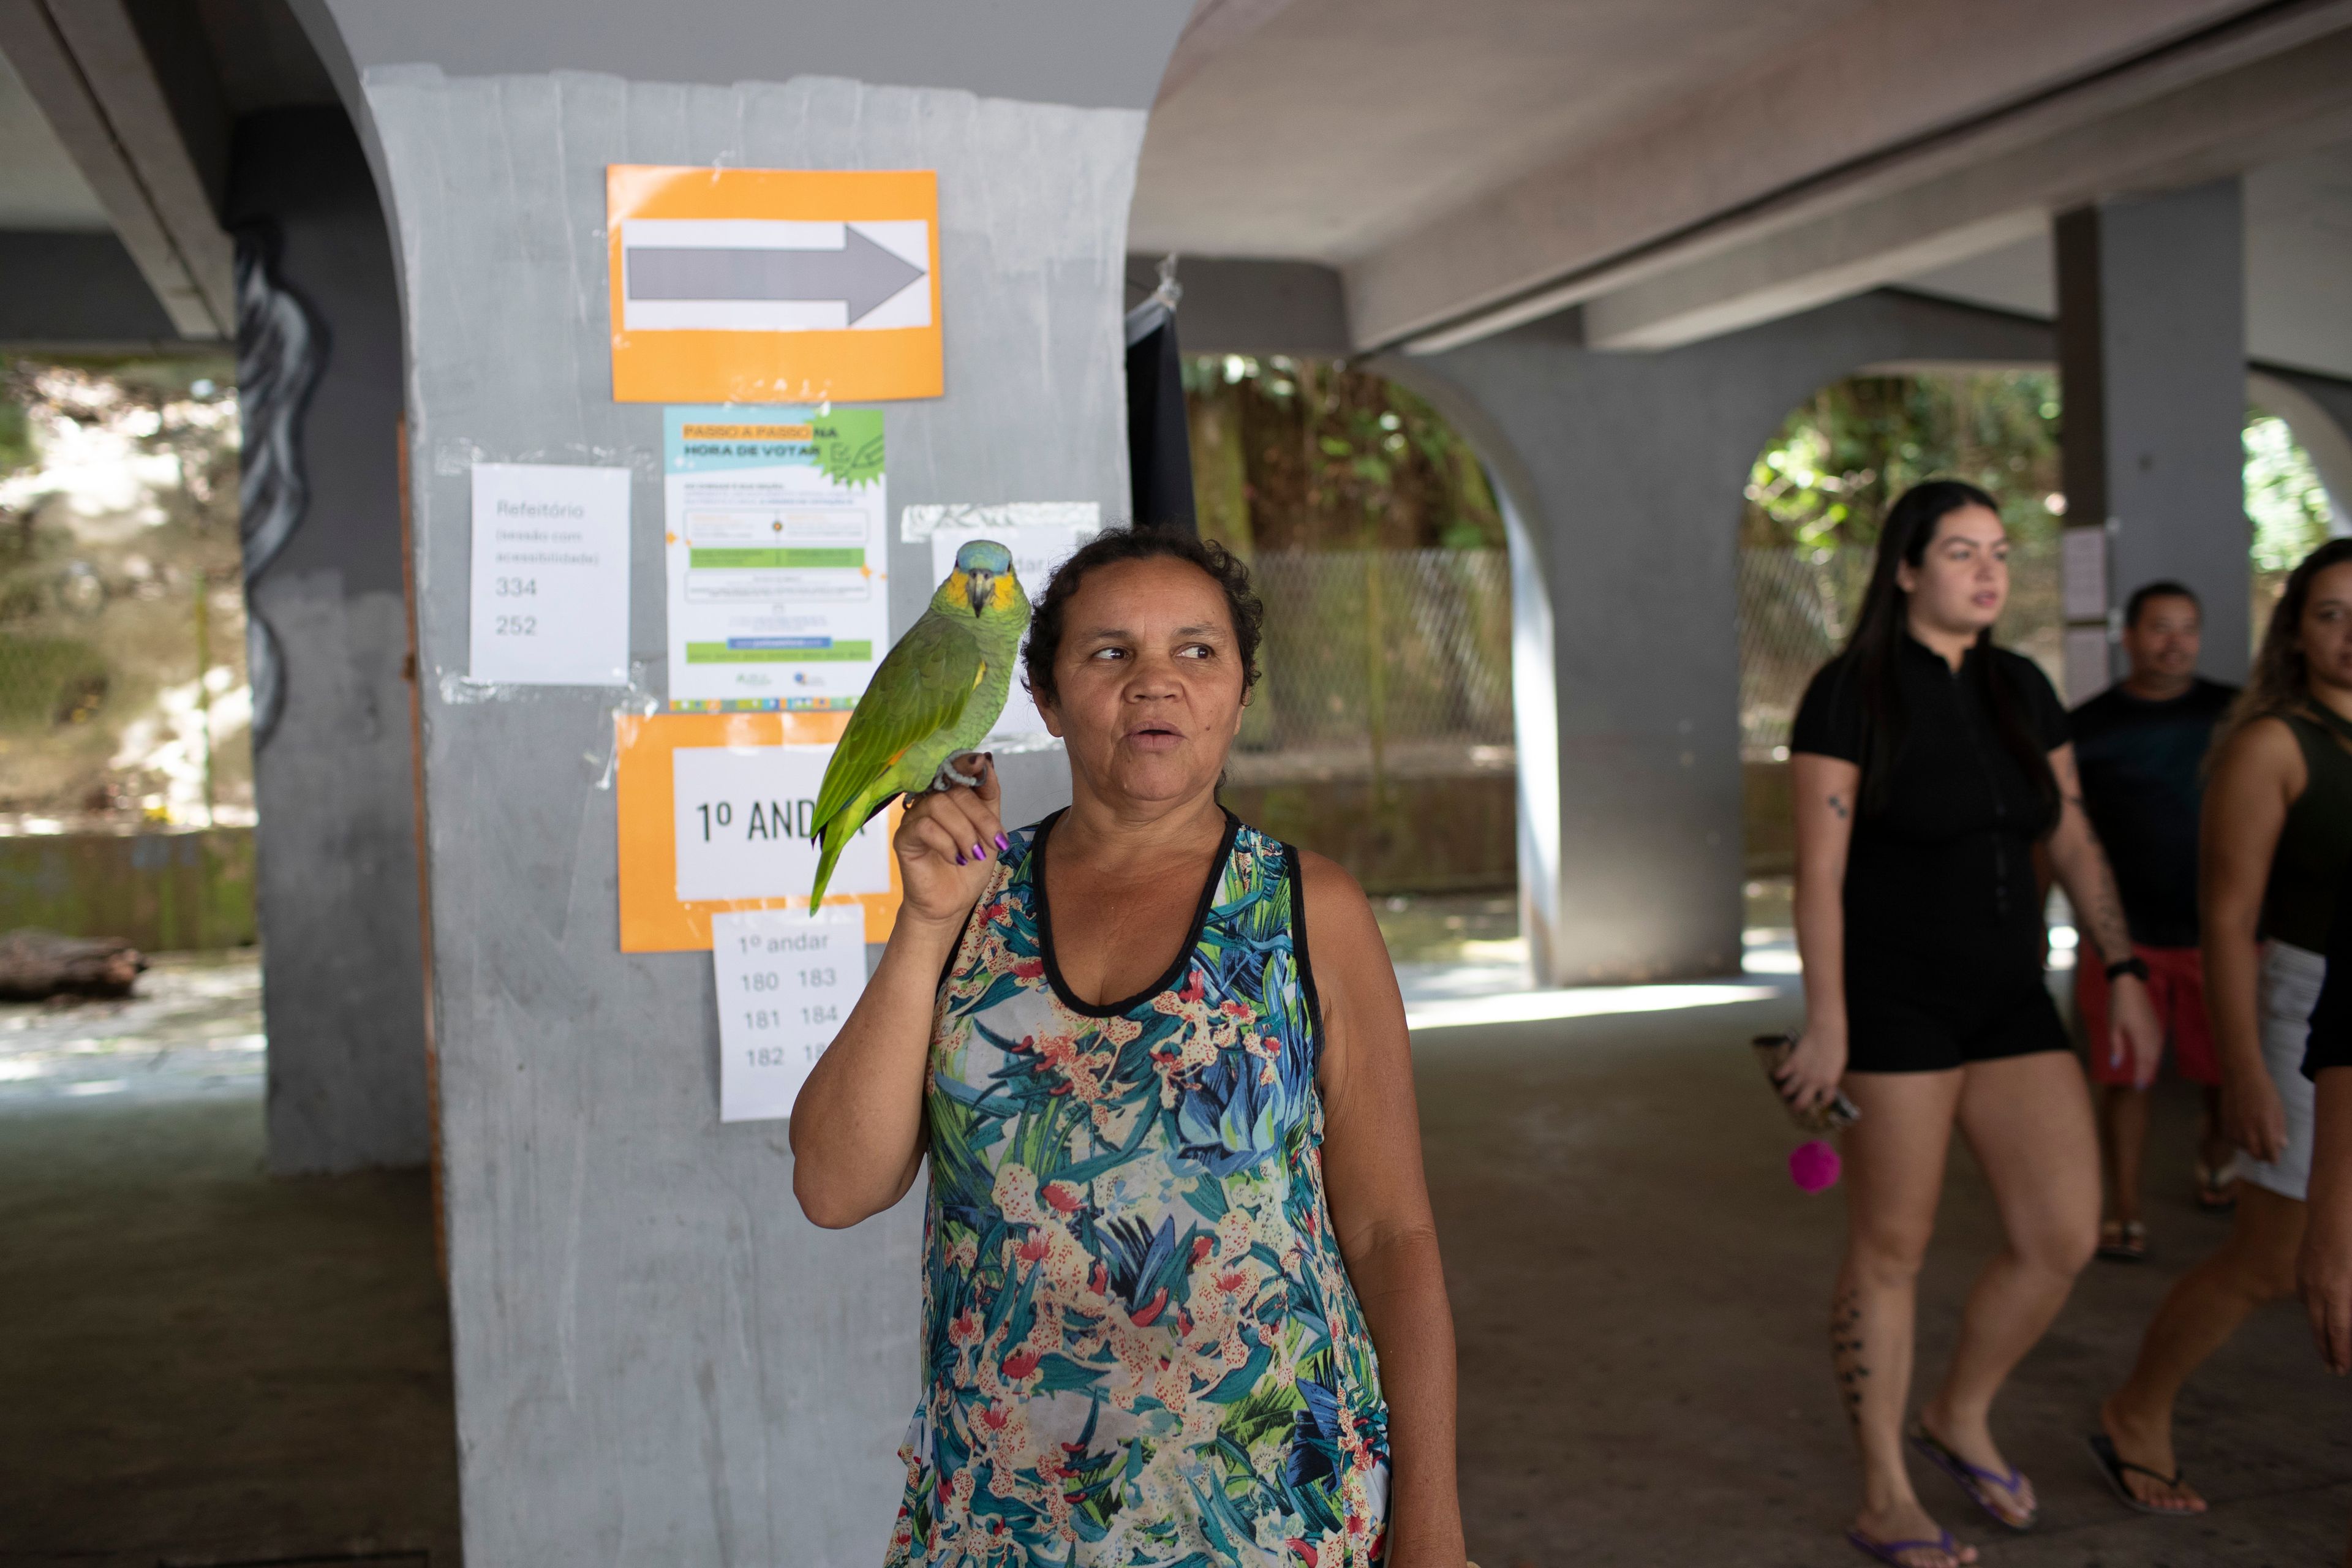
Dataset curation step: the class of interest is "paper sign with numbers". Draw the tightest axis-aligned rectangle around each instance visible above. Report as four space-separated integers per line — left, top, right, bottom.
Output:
673 741 890 902
714 905 865 1122
468 462 633 685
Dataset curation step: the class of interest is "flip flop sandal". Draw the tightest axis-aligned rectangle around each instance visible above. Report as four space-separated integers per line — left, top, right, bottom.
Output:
2087 1432 2199 1515
1847 1525 1964 1566
1910 1425 2037 1531
2195 1161 2238 1212
2097 1219 2148 1262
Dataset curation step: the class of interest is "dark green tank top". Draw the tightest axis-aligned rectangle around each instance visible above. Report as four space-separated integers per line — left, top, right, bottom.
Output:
2263 707 2352 951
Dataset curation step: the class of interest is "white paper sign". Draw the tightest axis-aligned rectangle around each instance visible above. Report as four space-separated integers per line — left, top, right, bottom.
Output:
469 462 633 685
925 520 1101 744
2061 527 2109 622
714 905 865 1123
2064 626 2113 702
673 742 891 902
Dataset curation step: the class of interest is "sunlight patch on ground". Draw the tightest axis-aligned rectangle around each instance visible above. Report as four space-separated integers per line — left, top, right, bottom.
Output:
0 951 264 1106
1408 981 1783 1033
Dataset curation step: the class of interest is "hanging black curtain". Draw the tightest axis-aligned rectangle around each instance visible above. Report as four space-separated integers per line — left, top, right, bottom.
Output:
1124 298 1197 536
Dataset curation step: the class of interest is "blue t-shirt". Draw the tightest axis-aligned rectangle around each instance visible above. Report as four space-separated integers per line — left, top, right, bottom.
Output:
2068 678 2236 948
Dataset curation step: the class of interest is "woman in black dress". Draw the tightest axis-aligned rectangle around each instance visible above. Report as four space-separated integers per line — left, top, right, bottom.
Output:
1777 481 2161 1568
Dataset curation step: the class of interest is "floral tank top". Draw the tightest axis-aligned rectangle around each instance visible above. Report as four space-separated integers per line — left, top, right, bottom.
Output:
888 811 1391 1567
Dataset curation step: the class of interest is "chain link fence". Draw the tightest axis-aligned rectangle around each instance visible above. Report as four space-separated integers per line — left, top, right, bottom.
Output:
1232 548 1513 782
1736 534 2064 760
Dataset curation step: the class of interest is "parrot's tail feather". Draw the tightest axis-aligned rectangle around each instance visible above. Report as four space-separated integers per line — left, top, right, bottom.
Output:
808 823 846 909
807 791 899 907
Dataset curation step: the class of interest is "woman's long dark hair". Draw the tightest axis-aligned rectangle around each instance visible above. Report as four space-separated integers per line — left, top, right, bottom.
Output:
1844 480 2057 818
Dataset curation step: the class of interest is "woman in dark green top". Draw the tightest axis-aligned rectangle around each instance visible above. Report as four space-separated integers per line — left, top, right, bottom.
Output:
2097 538 2352 1515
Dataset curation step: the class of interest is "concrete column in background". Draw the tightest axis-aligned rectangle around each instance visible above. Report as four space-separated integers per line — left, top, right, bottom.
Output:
1389 292 2056 986
2057 179 2251 692
300 0 1194 1555
226 106 428 1175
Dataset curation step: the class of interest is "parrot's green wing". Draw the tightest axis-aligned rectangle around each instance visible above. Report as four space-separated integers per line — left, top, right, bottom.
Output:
811 611 986 833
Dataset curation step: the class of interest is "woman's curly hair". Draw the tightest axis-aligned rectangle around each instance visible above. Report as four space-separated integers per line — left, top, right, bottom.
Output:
1021 527 1264 712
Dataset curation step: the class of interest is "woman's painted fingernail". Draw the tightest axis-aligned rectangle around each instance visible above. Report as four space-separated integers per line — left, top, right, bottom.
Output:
954 847 967 865
971 842 986 862
994 833 1010 852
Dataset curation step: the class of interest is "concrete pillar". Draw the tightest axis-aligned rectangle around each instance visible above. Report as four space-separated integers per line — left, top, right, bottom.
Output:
226 106 429 1175
2057 179 2251 690
295 1 1193 1558
1388 292 2054 985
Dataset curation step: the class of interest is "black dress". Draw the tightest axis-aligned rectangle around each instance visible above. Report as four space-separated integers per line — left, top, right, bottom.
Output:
1792 634 2072 1072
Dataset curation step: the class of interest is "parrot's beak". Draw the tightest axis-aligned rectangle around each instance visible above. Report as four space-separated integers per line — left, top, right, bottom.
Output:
964 569 993 616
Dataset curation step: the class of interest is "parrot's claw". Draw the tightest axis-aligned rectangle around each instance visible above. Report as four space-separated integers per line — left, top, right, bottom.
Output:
932 752 986 793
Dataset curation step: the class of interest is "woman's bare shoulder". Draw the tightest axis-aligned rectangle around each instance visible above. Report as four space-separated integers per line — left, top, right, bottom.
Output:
1293 848 1384 954
2217 712 2305 766
2212 713 2309 796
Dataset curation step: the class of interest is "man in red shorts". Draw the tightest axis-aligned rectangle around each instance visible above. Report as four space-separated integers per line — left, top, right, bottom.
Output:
2070 582 2239 1260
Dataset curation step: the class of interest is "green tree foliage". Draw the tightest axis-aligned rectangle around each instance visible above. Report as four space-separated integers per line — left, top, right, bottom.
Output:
2244 412 2337 571
0 360 31 477
1182 354 1501 554
1743 371 2064 557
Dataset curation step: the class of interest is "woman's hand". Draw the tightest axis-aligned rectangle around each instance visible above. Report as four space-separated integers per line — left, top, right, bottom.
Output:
2304 1224 2352 1376
2220 1058 2288 1164
1776 1016 1849 1114
2302 1069 2352 1374
2106 973 2165 1089
892 753 1004 935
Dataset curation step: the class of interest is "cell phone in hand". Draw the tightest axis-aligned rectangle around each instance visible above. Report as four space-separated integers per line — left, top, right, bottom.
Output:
1751 1032 1861 1134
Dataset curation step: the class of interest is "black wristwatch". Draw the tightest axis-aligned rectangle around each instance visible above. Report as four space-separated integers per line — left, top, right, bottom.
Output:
2105 956 2150 984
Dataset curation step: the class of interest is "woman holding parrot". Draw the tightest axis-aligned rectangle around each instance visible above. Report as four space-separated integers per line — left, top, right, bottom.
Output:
791 529 1466 1567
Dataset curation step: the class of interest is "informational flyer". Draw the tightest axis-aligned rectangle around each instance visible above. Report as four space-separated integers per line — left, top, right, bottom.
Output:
712 905 867 1123
663 405 888 711
467 462 633 685
903 502 1100 747
671 740 892 903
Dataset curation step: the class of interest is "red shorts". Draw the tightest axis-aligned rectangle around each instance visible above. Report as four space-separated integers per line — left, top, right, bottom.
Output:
2076 943 2218 1087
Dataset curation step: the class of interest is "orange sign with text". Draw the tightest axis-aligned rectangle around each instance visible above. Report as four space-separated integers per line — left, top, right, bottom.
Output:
614 710 903 952
606 165 941 404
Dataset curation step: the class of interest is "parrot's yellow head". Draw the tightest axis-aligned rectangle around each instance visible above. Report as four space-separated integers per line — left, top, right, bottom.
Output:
944 540 1022 619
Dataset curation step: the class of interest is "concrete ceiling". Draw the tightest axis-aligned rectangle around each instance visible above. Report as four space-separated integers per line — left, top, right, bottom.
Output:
0 45 107 230
1131 0 1876 260
1136 0 2352 357
1899 138 2352 380
0 0 345 342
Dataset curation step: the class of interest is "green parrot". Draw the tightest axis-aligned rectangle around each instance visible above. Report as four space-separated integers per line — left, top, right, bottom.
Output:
806 539 1031 903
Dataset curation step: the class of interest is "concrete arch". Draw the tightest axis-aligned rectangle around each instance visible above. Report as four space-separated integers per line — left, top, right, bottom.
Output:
2250 368 2352 532
1390 290 2054 985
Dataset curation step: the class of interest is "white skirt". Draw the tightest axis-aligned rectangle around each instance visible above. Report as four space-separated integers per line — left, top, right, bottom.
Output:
2239 938 2324 1203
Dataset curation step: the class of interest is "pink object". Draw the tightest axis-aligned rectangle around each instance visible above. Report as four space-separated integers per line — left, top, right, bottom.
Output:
1790 1139 1842 1193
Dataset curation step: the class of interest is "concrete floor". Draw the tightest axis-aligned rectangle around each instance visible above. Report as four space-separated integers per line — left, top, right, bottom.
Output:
1424 992 2352 1567
0 1091 461 1567
2 961 2343 1566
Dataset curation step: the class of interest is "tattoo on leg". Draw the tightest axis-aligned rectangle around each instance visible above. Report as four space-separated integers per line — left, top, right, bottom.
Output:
1828 794 1849 820
1831 1287 1868 1425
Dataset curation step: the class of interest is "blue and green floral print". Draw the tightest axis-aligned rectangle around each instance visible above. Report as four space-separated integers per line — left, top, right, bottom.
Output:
887 812 1390 1567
